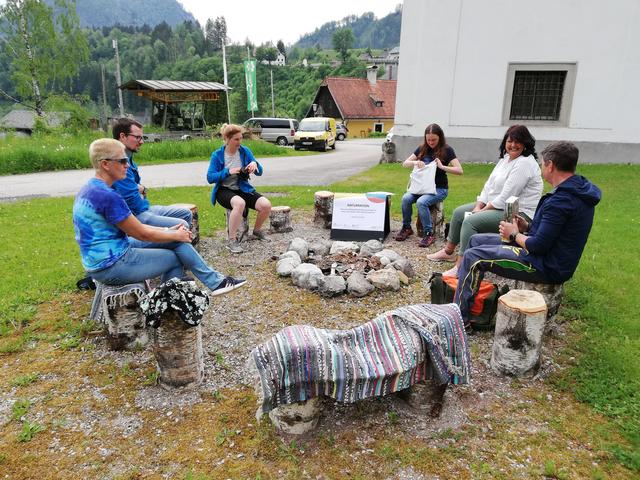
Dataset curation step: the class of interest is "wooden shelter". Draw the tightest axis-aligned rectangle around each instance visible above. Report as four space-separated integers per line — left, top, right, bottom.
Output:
119 80 229 130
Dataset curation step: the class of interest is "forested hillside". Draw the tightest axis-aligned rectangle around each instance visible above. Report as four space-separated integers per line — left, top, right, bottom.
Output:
0 19 372 126
294 7 402 50
43 0 195 27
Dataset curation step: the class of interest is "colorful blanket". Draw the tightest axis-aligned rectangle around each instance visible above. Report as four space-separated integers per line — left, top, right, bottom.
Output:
251 303 471 415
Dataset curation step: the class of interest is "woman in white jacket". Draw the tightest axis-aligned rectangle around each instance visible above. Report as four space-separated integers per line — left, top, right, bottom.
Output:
427 125 543 278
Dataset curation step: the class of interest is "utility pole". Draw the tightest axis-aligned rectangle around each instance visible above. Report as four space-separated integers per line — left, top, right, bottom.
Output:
222 38 231 124
112 39 125 117
270 69 275 117
100 64 109 131
247 46 254 118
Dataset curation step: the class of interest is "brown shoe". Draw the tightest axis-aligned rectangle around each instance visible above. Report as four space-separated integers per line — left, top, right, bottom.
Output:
394 226 414 241
418 234 435 248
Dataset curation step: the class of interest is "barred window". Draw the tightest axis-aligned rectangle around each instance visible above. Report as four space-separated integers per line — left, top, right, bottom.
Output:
503 63 576 126
510 71 567 121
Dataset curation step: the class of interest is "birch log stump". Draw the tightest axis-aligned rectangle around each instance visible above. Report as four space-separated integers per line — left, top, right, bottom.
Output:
226 208 249 242
415 202 445 238
268 397 323 435
491 289 547 377
313 191 334 229
170 203 200 247
95 282 149 351
151 311 204 388
269 206 293 233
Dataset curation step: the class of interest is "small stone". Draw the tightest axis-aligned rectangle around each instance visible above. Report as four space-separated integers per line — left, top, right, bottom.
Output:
396 270 410 285
291 263 324 290
308 240 332 257
367 269 401 291
374 249 401 263
279 250 301 263
391 257 416 278
318 275 346 297
347 272 375 297
330 241 360 255
277 257 301 277
288 237 309 260
379 256 391 266
361 239 384 255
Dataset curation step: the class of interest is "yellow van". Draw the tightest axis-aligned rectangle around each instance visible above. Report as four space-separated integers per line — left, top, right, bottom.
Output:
293 117 336 151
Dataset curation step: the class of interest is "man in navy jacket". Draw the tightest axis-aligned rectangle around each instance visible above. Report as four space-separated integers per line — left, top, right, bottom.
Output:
454 141 601 326
112 118 192 229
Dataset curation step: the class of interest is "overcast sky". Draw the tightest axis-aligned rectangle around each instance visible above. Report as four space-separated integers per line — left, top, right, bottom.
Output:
178 0 402 46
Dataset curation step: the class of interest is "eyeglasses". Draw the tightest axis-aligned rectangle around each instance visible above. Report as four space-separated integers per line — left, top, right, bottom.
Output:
126 133 144 142
105 157 129 165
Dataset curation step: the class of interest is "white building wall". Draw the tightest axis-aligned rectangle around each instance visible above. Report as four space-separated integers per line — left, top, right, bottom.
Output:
394 0 640 162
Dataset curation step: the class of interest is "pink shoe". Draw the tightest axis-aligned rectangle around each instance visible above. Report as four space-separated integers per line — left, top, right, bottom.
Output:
442 265 458 278
427 248 457 262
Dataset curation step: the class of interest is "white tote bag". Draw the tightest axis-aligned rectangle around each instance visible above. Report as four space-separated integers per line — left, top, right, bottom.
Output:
407 161 437 195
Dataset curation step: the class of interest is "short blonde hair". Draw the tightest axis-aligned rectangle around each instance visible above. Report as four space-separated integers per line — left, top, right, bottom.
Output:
221 123 244 142
89 138 124 169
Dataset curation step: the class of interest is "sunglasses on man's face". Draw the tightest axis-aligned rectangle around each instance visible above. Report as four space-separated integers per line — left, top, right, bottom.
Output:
105 157 129 165
126 133 144 142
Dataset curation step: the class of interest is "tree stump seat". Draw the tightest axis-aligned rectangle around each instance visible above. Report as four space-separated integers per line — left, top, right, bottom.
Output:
415 201 445 239
484 272 564 324
169 203 200 247
225 207 250 242
269 205 293 233
313 190 334 229
249 305 470 435
151 311 204 389
90 281 150 351
491 289 548 377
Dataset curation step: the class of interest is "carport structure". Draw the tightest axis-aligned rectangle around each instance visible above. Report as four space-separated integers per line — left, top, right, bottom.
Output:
119 80 229 130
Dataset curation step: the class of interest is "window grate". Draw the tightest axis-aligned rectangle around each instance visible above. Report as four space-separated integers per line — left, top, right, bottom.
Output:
509 70 567 121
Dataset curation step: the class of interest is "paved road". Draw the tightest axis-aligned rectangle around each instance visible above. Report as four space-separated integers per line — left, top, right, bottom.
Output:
0 139 384 200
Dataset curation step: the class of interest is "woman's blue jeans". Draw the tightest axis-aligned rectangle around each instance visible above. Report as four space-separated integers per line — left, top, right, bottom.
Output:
90 240 225 290
401 188 448 234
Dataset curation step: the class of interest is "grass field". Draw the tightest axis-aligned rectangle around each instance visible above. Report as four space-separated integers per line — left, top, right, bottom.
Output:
0 162 638 475
0 132 311 175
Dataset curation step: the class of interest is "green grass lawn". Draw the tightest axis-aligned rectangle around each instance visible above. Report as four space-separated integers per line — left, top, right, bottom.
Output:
0 163 638 470
0 132 314 175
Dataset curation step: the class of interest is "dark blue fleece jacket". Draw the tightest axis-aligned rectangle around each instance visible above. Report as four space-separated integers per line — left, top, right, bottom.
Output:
522 175 601 283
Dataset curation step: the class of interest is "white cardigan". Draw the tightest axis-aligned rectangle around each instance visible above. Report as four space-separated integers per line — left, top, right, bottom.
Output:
477 154 543 218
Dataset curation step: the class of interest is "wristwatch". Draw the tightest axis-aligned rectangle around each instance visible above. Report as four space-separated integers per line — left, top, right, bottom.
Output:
509 232 517 242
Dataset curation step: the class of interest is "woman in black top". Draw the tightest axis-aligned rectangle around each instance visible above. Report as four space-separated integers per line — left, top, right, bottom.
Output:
395 124 463 247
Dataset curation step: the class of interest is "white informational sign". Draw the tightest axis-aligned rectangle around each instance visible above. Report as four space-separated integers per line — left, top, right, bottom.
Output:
330 192 392 241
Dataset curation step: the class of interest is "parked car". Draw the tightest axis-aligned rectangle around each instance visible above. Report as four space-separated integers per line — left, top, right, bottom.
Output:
243 117 298 146
293 117 336 151
336 123 348 141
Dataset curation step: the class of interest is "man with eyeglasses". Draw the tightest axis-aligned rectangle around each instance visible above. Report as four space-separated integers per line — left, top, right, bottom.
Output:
112 118 193 229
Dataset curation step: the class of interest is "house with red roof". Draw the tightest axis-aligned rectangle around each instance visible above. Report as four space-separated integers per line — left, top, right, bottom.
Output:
306 66 396 138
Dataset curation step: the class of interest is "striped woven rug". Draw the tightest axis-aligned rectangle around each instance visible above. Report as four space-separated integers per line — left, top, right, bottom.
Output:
251 303 471 415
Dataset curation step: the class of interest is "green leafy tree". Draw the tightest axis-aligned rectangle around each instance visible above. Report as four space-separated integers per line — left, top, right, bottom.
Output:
0 0 88 115
276 39 286 56
332 27 354 62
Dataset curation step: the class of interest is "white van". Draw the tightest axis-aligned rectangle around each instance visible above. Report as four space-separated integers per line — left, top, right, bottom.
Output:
243 117 298 146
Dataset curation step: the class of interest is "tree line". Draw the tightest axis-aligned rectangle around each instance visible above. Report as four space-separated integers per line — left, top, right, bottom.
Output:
0 1 386 128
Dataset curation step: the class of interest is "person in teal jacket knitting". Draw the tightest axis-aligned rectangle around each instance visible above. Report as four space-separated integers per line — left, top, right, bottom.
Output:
207 124 272 254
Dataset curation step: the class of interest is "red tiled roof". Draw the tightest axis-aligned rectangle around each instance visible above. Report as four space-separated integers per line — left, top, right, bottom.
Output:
323 77 396 119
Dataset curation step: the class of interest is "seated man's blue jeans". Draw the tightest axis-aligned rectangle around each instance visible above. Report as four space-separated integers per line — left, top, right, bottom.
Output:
454 233 550 324
137 205 192 229
91 240 224 290
401 188 448 234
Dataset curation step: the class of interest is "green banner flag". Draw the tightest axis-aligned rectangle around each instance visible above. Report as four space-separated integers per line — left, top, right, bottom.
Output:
244 59 258 111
